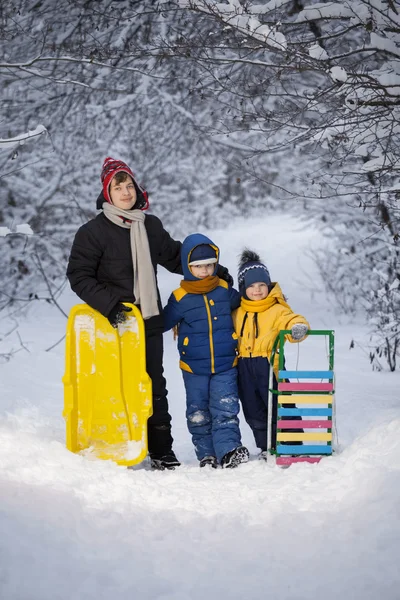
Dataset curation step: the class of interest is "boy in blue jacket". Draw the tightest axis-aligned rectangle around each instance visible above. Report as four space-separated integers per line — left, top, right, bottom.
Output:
163 234 249 469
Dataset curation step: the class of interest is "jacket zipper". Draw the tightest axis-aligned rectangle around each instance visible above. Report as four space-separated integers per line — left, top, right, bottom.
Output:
203 295 215 373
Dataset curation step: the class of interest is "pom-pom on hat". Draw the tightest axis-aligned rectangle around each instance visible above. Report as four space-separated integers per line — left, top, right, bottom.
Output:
99 157 149 210
189 244 218 266
238 249 271 297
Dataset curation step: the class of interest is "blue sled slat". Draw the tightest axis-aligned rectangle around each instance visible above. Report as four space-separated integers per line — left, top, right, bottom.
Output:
278 408 333 417
278 370 333 379
277 444 332 455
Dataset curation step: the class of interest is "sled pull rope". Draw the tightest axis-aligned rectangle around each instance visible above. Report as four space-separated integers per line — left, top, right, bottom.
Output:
295 342 300 375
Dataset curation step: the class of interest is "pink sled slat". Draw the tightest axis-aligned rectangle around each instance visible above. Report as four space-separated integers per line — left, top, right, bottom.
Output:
276 456 322 466
277 420 332 429
278 382 333 392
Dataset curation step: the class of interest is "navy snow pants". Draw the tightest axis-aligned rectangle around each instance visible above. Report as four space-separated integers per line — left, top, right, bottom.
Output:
237 357 275 451
237 357 303 451
182 368 242 462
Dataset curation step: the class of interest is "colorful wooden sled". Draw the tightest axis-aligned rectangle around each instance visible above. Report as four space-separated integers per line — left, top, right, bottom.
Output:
269 330 335 467
63 303 152 466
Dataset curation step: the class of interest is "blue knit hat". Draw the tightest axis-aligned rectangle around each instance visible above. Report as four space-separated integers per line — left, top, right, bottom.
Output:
238 249 271 297
189 244 218 266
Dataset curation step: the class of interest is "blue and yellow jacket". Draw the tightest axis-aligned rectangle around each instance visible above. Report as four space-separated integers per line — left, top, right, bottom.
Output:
163 233 240 375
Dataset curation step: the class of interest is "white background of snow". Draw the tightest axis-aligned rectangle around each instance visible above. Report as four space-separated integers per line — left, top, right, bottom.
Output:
1 213 399 600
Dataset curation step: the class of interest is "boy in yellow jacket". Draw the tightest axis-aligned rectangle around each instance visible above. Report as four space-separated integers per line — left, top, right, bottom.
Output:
232 250 310 461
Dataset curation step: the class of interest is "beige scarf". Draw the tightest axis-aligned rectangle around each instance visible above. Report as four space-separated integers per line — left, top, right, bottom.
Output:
102 203 159 320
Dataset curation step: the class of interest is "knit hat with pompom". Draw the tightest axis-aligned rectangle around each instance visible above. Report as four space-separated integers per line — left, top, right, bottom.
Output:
238 249 271 297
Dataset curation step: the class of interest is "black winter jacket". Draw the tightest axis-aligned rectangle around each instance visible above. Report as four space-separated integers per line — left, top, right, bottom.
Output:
67 212 183 333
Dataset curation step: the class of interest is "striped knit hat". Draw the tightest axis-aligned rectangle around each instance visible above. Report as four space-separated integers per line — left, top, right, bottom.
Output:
100 157 149 210
238 249 271 297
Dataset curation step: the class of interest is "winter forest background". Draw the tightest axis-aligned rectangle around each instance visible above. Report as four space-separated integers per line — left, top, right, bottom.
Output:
1 0 399 370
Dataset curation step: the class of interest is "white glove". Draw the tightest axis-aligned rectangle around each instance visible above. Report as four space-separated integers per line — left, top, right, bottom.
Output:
291 323 308 340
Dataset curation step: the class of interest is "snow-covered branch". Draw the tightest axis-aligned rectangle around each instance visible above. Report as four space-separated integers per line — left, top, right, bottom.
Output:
178 0 287 50
0 224 34 237
0 125 47 151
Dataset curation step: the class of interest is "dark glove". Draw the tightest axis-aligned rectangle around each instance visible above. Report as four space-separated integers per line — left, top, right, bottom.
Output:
217 264 234 287
107 303 132 328
291 323 308 340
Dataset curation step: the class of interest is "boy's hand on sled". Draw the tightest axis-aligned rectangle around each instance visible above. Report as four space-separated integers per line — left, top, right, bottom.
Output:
291 323 308 340
217 265 234 287
108 303 132 328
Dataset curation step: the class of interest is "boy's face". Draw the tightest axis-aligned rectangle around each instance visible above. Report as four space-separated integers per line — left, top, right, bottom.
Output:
246 282 269 300
190 263 215 279
109 175 137 209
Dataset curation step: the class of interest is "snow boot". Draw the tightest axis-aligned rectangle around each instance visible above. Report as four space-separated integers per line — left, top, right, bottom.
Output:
221 446 249 469
199 456 218 469
258 450 268 462
150 451 181 471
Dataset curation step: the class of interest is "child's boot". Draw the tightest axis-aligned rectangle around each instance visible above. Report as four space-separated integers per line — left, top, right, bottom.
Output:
221 446 249 469
199 455 218 469
258 450 268 462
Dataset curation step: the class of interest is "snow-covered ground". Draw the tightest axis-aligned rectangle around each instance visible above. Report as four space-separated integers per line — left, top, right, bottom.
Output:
1 214 399 600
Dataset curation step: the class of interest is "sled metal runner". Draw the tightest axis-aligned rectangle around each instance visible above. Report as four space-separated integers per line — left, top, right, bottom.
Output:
63 303 152 466
269 330 335 467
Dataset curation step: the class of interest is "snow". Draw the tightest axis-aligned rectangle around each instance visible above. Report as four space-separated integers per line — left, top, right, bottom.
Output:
294 2 354 23
250 0 292 14
15 224 34 235
179 0 287 50
361 153 399 172
0 125 47 151
81 439 145 461
308 42 329 61
0 226 12 237
0 223 34 237
370 32 400 59
329 66 348 82
1 214 400 600
370 64 400 96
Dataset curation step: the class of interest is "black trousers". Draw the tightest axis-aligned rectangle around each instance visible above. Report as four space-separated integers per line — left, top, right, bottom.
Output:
145 332 174 457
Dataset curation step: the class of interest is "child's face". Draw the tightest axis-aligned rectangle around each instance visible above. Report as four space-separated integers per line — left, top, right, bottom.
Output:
190 263 215 279
109 175 137 210
246 282 269 300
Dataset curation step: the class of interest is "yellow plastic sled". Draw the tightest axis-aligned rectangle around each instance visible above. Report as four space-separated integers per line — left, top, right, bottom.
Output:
63 303 152 466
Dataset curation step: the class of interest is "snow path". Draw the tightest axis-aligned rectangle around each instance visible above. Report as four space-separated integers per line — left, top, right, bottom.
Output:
1 214 399 600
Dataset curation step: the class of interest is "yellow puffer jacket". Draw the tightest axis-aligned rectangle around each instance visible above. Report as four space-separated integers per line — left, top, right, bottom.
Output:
232 283 310 372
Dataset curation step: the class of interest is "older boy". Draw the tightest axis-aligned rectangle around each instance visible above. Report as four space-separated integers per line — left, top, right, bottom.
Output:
67 157 184 469
67 158 233 470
